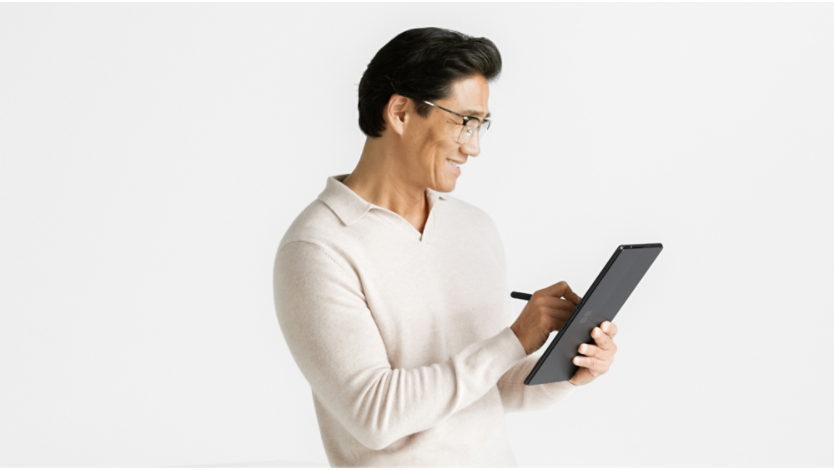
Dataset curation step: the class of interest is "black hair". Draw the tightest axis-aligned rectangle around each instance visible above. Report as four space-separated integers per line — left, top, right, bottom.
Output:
357 27 502 138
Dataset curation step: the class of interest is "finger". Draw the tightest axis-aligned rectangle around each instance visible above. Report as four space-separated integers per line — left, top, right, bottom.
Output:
572 354 610 376
577 343 614 361
539 297 578 314
544 305 576 331
529 296 577 321
591 327 617 353
601 321 618 338
540 281 582 306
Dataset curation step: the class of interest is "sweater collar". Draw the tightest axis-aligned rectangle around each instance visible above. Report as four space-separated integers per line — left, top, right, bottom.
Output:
318 174 448 227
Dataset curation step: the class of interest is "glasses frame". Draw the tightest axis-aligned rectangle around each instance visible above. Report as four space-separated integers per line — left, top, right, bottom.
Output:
422 100 491 145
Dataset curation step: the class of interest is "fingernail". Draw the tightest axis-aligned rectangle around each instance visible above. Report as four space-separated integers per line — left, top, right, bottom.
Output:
573 357 581 365
603 323 610 333
579 344 586 353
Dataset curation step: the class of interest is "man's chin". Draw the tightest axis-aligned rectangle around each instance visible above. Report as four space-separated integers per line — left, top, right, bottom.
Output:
428 175 456 194
439 181 456 193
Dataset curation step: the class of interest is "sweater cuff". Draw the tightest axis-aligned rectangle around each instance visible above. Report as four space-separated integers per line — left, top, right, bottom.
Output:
499 326 529 363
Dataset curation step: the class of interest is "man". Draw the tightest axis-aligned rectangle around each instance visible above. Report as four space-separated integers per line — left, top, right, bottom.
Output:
273 27 619 467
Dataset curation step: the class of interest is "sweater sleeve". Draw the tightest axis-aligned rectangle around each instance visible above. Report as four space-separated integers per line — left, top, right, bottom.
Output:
488 218 577 412
497 352 576 412
496 285 577 412
273 240 528 451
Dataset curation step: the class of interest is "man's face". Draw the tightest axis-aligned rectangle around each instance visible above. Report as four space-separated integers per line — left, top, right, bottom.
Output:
401 75 490 193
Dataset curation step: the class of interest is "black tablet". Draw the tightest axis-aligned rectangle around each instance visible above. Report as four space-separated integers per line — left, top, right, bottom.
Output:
524 243 663 385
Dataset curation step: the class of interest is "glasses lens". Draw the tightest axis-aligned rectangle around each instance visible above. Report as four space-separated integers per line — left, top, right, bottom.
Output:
478 121 489 140
457 120 488 144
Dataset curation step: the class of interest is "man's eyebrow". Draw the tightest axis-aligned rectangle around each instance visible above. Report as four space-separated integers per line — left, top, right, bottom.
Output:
460 110 491 119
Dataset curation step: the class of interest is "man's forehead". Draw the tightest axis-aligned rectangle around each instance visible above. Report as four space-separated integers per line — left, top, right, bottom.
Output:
444 77 491 118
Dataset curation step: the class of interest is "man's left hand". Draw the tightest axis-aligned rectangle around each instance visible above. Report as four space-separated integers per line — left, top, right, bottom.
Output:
568 321 618 386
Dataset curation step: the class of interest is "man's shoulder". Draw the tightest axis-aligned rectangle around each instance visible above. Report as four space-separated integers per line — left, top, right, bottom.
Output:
277 198 343 253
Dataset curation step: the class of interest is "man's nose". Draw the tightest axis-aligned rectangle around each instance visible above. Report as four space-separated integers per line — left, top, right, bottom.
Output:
461 132 480 157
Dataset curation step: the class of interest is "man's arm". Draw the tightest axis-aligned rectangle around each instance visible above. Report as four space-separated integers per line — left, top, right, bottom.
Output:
273 240 528 451
485 214 577 412
497 355 576 412
497 289 577 412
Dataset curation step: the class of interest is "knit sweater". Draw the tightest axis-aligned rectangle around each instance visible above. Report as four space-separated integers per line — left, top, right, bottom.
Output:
272 174 576 467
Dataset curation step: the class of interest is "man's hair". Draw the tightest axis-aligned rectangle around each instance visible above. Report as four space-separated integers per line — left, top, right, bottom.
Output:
357 27 502 138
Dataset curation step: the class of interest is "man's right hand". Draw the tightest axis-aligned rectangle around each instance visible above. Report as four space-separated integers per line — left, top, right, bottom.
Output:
510 281 582 355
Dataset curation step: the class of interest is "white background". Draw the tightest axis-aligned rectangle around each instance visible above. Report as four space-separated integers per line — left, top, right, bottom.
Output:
1 3 832 467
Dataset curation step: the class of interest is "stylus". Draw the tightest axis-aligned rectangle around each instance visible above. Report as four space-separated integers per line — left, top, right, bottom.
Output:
510 291 532 301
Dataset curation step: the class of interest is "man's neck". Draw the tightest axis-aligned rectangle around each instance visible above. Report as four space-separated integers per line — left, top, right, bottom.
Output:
342 143 430 233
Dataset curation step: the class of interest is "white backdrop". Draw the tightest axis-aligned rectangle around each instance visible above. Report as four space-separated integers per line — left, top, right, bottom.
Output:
1 3 832 467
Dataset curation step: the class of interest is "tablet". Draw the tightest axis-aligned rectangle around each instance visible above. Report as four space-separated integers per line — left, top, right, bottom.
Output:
524 243 663 385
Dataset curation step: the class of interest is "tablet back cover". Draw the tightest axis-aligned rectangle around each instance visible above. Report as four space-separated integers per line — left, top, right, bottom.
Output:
524 243 663 385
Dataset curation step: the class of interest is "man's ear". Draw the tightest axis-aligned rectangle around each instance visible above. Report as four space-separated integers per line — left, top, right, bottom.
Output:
385 94 411 137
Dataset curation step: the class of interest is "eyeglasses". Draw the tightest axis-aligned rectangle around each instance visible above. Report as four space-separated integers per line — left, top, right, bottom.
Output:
422 100 490 145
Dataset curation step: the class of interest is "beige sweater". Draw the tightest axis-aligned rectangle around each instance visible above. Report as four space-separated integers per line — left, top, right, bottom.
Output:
273 174 575 467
